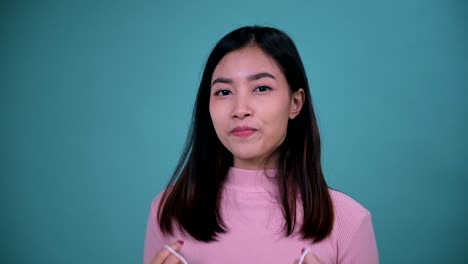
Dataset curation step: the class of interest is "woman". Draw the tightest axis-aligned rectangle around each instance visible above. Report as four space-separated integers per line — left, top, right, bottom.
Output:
144 26 378 264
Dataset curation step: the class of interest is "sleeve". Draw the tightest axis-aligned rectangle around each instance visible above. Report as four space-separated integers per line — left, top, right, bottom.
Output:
338 211 379 264
143 197 165 264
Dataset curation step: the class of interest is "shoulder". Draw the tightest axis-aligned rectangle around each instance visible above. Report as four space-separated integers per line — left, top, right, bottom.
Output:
329 189 372 235
144 189 173 264
149 188 168 212
145 188 174 241
329 189 370 217
328 190 379 262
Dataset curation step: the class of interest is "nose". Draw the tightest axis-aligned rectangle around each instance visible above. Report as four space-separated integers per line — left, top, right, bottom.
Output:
232 94 252 119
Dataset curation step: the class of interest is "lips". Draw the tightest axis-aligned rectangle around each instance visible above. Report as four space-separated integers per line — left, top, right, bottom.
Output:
231 126 257 138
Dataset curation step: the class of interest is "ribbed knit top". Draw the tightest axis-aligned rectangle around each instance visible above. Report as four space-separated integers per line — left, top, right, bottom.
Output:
144 167 379 263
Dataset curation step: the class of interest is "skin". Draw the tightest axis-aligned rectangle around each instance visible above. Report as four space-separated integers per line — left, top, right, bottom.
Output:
151 45 321 263
209 45 304 169
151 241 321 264
295 251 323 264
151 241 184 264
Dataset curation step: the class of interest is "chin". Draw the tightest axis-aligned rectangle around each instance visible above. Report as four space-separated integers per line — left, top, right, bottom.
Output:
230 147 260 157
231 151 269 163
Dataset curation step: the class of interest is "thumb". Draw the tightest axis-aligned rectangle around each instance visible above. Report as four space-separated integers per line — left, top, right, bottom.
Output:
168 240 184 251
298 248 321 264
151 240 184 264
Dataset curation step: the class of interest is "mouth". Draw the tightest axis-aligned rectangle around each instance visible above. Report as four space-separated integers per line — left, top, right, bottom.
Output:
230 126 257 138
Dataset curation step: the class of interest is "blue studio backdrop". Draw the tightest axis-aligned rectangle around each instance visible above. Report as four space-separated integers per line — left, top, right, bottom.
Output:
2 0 467 263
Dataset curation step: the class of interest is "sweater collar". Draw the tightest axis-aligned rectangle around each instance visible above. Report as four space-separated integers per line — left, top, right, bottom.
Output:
224 167 278 192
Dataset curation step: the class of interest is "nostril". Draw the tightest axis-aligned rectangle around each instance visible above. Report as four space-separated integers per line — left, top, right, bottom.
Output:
234 112 251 119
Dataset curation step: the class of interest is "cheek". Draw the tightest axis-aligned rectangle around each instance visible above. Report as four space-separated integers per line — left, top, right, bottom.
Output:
263 103 291 137
209 103 226 132
209 101 217 122
263 100 291 124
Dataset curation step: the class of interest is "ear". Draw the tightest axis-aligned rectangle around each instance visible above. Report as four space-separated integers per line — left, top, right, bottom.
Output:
289 88 305 119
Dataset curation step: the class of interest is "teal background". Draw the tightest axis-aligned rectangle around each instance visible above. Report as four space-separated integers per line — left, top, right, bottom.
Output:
2 0 467 263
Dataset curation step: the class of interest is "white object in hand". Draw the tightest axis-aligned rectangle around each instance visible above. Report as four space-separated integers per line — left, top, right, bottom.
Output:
163 244 188 264
299 248 311 264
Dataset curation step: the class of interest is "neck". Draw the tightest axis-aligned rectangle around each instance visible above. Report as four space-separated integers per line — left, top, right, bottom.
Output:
233 156 279 170
224 167 278 193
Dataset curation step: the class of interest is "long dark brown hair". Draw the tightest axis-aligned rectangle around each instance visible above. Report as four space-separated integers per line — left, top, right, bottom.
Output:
158 25 334 242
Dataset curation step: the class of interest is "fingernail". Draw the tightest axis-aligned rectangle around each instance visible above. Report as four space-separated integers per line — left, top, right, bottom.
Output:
178 240 184 245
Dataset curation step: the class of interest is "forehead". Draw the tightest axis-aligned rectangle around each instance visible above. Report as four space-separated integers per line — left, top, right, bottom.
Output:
212 46 283 80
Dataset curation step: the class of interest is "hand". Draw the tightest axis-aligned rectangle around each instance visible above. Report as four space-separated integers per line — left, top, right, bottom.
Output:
294 248 322 264
151 240 185 264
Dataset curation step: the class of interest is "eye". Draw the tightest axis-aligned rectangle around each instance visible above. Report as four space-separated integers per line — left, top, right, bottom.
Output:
254 85 272 93
214 89 232 96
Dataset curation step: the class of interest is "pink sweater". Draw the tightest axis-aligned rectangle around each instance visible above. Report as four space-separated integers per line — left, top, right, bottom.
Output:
144 167 379 264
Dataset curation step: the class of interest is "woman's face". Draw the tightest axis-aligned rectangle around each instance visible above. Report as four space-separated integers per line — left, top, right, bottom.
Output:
209 45 304 169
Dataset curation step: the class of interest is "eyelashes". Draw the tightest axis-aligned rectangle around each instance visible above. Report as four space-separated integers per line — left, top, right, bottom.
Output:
214 89 232 96
213 86 272 96
254 85 272 92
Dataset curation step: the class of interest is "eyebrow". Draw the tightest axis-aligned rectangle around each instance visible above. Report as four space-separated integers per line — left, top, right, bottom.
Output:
211 72 276 86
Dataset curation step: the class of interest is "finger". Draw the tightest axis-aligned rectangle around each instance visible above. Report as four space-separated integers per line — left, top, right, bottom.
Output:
163 244 187 264
295 248 321 264
163 253 183 264
302 252 321 264
151 240 184 264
